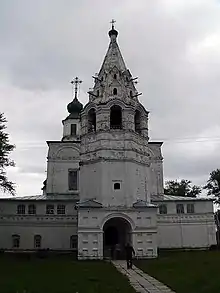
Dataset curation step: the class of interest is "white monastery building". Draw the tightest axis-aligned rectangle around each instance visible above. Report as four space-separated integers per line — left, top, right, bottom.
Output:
0 24 216 259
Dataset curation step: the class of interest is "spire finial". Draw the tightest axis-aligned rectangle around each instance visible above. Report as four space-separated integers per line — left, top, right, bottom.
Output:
70 77 82 100
109 19 118 39
110 19 116 30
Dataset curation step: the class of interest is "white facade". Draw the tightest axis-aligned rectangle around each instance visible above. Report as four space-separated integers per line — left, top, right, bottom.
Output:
0 25 216 258
152 196 216 249
0 198 78 250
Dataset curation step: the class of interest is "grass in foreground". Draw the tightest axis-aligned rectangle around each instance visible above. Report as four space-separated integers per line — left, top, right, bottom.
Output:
0 254 135 293
135 250 220 293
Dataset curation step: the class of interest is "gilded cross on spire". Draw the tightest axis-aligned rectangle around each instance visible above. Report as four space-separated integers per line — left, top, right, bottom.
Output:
110 19 116 29
70 77 82 99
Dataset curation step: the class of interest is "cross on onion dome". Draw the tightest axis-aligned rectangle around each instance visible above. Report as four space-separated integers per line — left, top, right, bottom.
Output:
110 19 116 29
70 77 82 99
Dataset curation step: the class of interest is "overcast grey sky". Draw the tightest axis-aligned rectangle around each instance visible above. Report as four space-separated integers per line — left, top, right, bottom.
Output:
1 0 220 196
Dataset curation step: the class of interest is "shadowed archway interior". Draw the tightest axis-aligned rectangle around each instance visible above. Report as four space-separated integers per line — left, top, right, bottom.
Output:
103 217 132 259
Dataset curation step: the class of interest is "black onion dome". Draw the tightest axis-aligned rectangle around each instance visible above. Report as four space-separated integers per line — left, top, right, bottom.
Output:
67 97 83 118
108 28 118 38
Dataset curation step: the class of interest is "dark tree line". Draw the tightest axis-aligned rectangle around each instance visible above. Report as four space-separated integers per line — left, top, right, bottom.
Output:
164 169 220 204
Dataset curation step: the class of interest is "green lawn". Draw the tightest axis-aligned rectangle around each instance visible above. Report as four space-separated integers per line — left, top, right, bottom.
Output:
0 254 135 293
135 250 220 293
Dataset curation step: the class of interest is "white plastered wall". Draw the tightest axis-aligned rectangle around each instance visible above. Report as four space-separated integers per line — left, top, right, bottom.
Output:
0 200 78 250
156 200 216 248
77 208 158 260
46 142 80 194
80 160 151 206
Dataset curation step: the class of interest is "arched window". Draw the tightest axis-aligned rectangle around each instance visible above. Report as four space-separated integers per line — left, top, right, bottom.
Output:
12 234 20 248
134 110 141 133
159 204 167 214
70 235 77 249
110 105 122 129
17 204 25 215
34 235 42 249
114 183 121 190
28 204 36 215
113 74 117 80
113 88 117 95
88 108 96 133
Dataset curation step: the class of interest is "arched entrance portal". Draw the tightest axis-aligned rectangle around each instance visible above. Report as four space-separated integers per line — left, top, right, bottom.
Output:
103 217 132 259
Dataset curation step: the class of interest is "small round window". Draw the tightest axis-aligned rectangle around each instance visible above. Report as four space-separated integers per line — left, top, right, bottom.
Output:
114 183 121 190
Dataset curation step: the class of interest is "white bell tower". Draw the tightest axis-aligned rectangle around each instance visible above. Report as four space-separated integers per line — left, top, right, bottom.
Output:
77 21 163 260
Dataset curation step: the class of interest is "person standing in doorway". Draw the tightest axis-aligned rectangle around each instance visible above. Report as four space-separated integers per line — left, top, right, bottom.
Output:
125 243 135 269
115 243 121 259
110 244 115 260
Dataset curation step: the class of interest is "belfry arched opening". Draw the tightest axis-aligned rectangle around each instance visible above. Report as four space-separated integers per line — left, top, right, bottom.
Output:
103 217 132 259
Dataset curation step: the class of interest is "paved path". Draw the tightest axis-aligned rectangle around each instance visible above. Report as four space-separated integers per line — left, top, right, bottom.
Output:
112 260 176 293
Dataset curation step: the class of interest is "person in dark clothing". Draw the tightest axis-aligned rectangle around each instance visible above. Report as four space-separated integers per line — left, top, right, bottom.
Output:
125 243 135 269
110 244 115 260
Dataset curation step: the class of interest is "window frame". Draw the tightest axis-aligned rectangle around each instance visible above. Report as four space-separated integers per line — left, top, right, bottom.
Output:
34 235 42 249
70 124 77 136
12 234 20 248
187 203 195 214
57 204 66 215
70 235 78 250
46 204 54 215
68 169 78 191
159 204 167 214
176 203 185 214
28 204 36 215
17 204 25 215
114 182 121 190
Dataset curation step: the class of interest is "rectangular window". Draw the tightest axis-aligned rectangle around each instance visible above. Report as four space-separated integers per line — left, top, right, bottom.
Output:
71 124 77 135
28 204 36 215
68 170 78 191
176 204 184 214
34 235 42 249
17 204 25 215
187 203 195 214
70 235 78 249
46 204 54 215
12 235 20 248
159 204 167 214
57 204 66 215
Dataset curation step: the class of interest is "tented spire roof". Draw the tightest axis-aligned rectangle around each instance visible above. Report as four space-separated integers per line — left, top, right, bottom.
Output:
98 24 127 75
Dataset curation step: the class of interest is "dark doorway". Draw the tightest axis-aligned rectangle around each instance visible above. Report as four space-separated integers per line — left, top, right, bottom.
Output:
104 226 118 246
103 217 132 259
